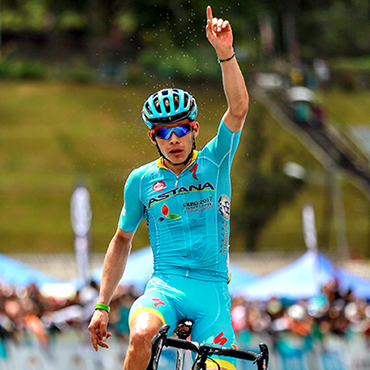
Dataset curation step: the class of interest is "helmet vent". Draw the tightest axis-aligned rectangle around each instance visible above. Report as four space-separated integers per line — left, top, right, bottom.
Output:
173 94 180 110
145 102 153 115
153 98 161 114
164 98 171 113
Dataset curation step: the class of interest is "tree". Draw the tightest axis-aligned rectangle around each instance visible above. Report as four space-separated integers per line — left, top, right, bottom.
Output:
299 0 370 57
235 106 304 251
2 0 370 59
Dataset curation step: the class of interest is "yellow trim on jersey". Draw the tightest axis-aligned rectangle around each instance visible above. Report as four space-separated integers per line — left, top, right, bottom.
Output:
205 358 236 370
129 307 166 326
156 150 198 169
227 271 232 284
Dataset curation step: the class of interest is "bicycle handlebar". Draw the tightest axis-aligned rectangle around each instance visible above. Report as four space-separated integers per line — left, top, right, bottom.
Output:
166 337 200 352
167 338 268 369
146 324 269 370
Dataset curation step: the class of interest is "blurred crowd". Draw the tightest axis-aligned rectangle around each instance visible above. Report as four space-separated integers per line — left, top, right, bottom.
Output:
231 278 370 348
0 279 137 351
1 277 370 354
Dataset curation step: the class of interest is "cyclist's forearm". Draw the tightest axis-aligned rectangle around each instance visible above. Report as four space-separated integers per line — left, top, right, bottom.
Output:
98 229 133 305
220 58 249 132
205 5 248 132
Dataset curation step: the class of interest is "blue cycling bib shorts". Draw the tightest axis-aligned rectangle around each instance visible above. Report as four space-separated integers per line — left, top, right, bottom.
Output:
130 274 237 369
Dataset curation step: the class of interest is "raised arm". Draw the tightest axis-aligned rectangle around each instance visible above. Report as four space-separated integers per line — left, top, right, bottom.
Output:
206 5 249 133
88 227 135 351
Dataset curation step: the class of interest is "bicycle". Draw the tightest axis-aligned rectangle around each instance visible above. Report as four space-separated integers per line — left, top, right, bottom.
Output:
145 320 269 370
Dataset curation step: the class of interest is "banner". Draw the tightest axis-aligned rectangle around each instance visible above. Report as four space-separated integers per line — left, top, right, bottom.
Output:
302 203 318 251
70 184 92 285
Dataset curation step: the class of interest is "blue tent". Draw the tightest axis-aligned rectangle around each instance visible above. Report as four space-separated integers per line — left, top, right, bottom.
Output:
91 246 256 295
238 251 370 300
228 263 257 296
91 246 153 293
337 267 370 299
0 253 62 287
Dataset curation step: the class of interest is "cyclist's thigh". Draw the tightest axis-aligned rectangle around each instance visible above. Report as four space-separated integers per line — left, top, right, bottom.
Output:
189 280 237 370
129 310 163 333
128 275 178 331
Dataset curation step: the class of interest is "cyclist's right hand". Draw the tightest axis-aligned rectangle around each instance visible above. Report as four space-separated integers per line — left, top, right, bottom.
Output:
88 310 112 351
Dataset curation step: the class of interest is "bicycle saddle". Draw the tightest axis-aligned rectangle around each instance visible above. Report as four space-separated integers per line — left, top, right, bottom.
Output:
174 319 193 340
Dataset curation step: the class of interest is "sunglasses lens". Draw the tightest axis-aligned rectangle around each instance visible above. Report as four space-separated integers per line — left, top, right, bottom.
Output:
154 124 192 139
174 124 191 137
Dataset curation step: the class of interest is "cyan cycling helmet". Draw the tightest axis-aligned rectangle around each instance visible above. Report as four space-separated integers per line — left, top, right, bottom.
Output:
142 88 198 129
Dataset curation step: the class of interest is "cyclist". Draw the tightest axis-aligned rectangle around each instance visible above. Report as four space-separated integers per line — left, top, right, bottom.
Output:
88 6 249 370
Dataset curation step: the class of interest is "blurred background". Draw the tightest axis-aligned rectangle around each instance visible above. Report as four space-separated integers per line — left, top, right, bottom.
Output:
2 0 370 261
1 0 370 369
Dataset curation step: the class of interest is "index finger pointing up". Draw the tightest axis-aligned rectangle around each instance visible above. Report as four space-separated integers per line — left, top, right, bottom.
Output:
207 5 213 21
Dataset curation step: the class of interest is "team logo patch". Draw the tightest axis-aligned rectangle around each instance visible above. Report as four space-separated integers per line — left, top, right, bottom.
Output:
158 204 181 222
153 181 166 192
218 194 230 221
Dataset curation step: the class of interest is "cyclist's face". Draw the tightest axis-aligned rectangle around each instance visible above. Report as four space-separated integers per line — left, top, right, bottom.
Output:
148 119 199 166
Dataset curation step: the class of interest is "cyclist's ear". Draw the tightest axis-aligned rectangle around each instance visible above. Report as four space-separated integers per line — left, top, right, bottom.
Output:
148 130 157 144
192 122 200 138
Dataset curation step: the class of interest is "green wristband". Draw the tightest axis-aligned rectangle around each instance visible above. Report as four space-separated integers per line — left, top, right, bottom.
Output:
95 303 110 313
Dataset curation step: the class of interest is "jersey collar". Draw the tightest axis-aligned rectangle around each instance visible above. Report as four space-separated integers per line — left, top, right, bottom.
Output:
156 150 198 170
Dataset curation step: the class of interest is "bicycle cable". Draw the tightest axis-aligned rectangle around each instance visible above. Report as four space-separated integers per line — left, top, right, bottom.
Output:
192 355 221 370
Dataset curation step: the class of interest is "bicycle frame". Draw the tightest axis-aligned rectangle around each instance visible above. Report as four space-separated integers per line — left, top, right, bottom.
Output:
145 323 269 370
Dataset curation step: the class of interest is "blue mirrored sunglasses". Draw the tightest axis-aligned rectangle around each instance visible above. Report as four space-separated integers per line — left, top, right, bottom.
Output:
151 122 195 140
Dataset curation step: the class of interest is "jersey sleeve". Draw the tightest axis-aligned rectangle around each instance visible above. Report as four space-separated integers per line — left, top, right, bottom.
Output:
118 169 144 232
203 120 241 164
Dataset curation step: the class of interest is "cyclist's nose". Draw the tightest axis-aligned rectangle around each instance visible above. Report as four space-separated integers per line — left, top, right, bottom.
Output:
169 131 180 142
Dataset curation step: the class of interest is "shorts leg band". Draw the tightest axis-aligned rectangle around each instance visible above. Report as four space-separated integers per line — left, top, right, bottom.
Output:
129 307 166 326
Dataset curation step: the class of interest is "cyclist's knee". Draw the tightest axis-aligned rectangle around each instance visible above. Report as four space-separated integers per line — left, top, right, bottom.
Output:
128 328 152 350
128 313 163 350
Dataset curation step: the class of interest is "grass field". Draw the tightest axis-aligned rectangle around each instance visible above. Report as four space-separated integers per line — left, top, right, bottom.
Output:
1 81 370 257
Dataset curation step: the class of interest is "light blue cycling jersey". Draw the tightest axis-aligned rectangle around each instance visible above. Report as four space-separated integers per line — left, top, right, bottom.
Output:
118 120 241 283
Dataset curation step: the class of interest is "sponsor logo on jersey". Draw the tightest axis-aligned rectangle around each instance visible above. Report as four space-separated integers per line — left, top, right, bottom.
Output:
213 332 228 346
151 298 165 308
190 163 198 180
148 181 215 208
152 181 166 192
121 205 126 217
220 221 229 254
218 194 230 221
183 196 214 213
158 204 181 222
150 170 160 180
